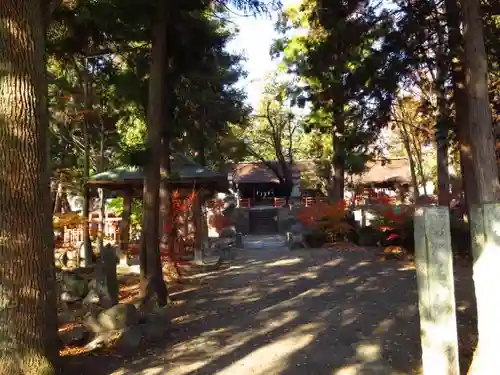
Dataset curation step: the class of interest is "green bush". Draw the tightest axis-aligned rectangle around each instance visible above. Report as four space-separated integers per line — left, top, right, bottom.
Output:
356 226 383 246
303 229 328 248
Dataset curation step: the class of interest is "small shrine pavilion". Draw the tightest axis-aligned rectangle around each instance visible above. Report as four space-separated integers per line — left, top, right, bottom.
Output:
86 153 228 256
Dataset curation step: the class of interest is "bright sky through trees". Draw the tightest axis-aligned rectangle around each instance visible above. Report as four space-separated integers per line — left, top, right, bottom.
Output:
226 0 301 109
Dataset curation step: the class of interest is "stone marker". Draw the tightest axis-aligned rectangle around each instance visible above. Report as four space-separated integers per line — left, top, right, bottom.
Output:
469 203 500 372
59 271 88 301
414 206 460 375
98 303 139 331
235 232 243 248
91 244 119 308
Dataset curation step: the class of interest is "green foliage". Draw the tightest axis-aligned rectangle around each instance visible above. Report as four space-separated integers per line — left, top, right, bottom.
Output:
303 229 328 248
237 75 301 162
107 197 143 233
46 0 254 195
272 0 401 189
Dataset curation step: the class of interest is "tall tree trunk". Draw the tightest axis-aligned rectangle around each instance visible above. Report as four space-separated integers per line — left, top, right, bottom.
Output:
159 146 170 251
329 115 345 201
198 109 206 167
160 138 180 279
435 29 451 206
81 58 93 265
411 133 427 195
460 0 500 373
445 0 478 210
400 124 419 202
119 191 132 254
0 1 59 373
97 118 106 253
445 0 476 222
53 181 63 215
139 0 169 306
460 0 498 201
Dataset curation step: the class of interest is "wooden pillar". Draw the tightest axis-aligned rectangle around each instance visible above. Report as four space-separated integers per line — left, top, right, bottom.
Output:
97 187 106 253
191 191 204 263
414 206 460 375
192 192 203 249
199 192 209 249
119 189 132 253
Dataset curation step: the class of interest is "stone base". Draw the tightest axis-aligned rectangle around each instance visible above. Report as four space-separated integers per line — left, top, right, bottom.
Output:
286 232 306 249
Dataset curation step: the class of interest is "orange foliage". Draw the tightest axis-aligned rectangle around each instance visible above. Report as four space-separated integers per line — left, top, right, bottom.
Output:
161 190 199 264
296 200 352 237
164 190 197 233
207 198 232 234
371 203 414 246
372 204 410 228
209 214 231 234
53 212 85 229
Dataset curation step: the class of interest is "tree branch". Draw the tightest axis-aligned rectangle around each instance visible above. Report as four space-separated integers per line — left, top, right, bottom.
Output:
245 146 285 182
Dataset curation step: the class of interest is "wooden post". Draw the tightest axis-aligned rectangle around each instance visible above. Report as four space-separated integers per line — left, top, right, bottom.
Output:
468 203 500 373
192 193 202 250
119 190 132 253
414 206 460 375
97 188 106 253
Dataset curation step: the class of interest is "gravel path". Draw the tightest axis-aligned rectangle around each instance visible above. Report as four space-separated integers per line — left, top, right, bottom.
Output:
68 238 477 375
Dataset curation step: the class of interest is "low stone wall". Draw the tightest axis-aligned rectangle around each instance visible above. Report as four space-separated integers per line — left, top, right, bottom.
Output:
233 208 250 234
232 207 296 235
277 207 295 233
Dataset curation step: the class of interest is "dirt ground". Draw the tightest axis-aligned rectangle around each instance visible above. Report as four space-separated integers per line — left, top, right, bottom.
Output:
65 240 478 375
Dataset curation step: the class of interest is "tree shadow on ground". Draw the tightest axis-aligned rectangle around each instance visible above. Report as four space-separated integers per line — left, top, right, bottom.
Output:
64 245 477 375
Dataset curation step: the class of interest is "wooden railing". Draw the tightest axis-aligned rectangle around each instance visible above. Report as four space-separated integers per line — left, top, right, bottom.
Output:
274 197 286 207
60 216 123 248
238 198 251 208
301 197 328 207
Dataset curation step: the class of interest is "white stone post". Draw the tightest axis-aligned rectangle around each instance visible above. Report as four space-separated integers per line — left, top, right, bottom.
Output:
468 203 500 373
414 206 460 375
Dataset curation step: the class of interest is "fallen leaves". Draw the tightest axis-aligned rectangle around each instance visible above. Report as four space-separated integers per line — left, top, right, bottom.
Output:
322 242 371 252
60 346 92 357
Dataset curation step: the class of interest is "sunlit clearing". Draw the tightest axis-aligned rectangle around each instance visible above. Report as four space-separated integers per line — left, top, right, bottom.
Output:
342 308 360 326
308 265 323 272
216 323 322 375
302 284 331 297
227 265 245 270
349 261 370 271
356 343 381 361
336 276 359 286
159 360 208 375
373 318 395 334
325 258 343 267
260 286 333 314
142 367 164 375
202 327 229 336
258 310 299 329
397 264 416 271
265 258 302 267
300 271 318 279
334 364 363 375
213 310 300 356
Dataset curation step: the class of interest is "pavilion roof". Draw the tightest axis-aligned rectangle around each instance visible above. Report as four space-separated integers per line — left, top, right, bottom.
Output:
87 153 227 190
